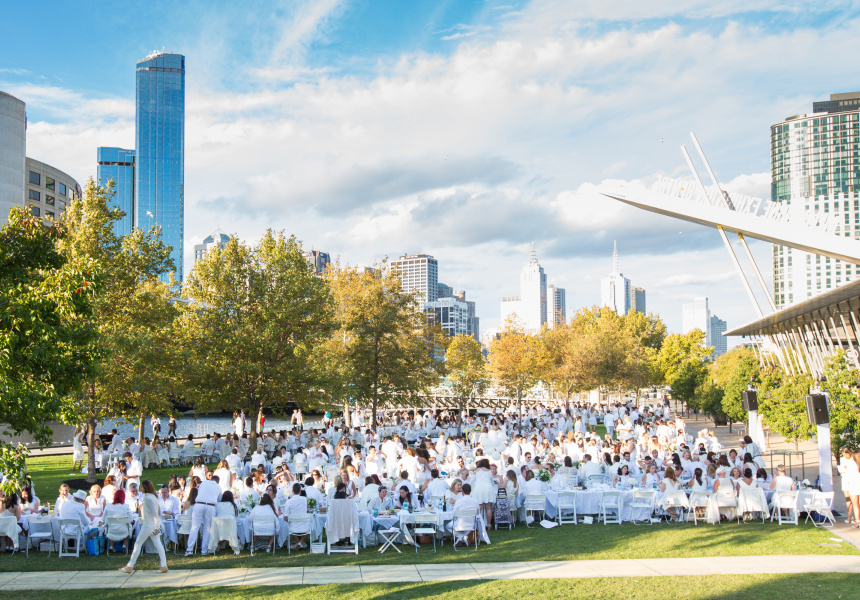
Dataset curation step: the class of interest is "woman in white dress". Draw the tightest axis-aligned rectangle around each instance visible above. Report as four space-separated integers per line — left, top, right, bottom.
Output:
838 448 857 524
188 457 209 482
686 467 709 493
471 458 498 526
847 452 860 528
119 480 167 573
445 479 463 508
72 428 86 472
213 460 235 494
714 468 738 521
659 467 683 521
85 484 106 521
613 465 635 489
641 463 661 489
102 475 119 504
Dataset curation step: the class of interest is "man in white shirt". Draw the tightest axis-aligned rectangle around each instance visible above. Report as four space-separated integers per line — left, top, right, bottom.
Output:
200 435 216 457
158 485 180 519
128 439 141 455
360 477 380 511
604 413 617 439
182 434 195 451
186 477 222 556
366 486 395 513
249 448 267 472
125 482 142 513
421 469 450 499
579 454 602 482
451 483 480 514
124 452 142 489
60 490 93 539
226 448 243 470
303 477 324 505
110 429 122 451
283 483 310 548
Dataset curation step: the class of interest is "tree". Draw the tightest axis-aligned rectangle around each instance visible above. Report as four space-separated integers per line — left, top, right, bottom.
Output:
760 372 816 450
656 329 712 385
177 231 333 452
489 318 546 426
822 351 860 458
669 360 708 412
710 347 774 425
0 207 100 492
57 180 176 483
323 262 445 430
541 309 601 409
618 310 666 397
446 334 490 433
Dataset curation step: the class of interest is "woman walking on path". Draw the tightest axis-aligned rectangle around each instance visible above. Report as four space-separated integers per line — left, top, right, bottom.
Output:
119 480 168 574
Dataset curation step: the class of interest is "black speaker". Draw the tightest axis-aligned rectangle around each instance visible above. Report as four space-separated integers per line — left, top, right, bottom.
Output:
805 394 829 425
741 390 758 412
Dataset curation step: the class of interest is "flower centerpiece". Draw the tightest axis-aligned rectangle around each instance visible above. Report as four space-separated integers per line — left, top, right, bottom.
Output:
307 498 318 513
536 469 551 483
551 462 563 472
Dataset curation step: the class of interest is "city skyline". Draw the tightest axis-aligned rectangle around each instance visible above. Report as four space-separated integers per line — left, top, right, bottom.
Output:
2 2 859 339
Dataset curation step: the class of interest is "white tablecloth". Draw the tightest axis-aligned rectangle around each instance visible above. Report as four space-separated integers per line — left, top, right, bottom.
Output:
544 489 652 522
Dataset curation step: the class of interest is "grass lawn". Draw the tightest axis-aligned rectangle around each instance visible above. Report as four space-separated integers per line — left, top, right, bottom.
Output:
8 574 860 600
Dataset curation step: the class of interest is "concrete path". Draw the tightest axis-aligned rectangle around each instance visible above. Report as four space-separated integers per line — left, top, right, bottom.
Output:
1 555 859 589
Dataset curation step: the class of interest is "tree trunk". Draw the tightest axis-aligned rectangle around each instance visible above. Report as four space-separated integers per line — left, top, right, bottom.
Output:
518 393 523 429
138 414 146 444
86 417 98 484
344 400 351 428
250 400 261 453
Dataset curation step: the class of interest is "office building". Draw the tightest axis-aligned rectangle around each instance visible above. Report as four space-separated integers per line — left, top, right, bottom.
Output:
500 245 547 332
771 91 860 309
97 147 135 236
391 253 438 303
682 296 711 340
630 286 646 314
425 296 472 339
601 241 631 315
25 158 80 223
710 314 727 358
437 282 454 299
135 51 185 282
547 284 566 328
454 289 479 341
0 91 26 226
302 249 331 273
194 229 230 263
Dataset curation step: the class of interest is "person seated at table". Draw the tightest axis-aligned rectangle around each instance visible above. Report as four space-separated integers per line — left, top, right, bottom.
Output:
557 456 577 477
159 485 181 520
579 454 602 483
107 460 127 491
216 490 239 517
686 467 709 493
168 478 183 502
0 492 22 543
101 475 119 505
249 494 280 553
189 457 210 482
768 465 796 508
60 490 98 544
451 483 480 515
284 483 310 550
19 486 40 515
333 483 349 500
252 469 269 494
85 484 106 521
445 479 464 507
368 486 396 514
421 469 449 499
55 484 71 515
104 489 133 552
522 470 546 495
613 465 635 489
737 468 758 492
302 476 323 504
755 468 771 487
225 447 243 470
360 476 380 510
641 463 661 488
660 467 683 521
394 485 413 509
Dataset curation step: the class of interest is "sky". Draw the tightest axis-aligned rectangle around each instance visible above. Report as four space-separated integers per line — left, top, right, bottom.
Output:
2 0 860 341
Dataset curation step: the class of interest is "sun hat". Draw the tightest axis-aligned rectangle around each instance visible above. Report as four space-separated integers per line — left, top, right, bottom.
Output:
73 490 88 501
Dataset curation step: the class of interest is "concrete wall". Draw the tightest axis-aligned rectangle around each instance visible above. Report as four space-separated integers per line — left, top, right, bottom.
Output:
0 91 26 226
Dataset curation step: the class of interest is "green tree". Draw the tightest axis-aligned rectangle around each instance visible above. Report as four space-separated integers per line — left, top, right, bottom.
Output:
760 372 816 450
711 347 774 424
57 180 176 482
177 231 333 452
618 310 666 397
670 360 708 412
541 314 599 410
489 318 546 426
0 207 100 492
446 334 490 434
324 262 445 430
656 329 712 385
822 351 860 458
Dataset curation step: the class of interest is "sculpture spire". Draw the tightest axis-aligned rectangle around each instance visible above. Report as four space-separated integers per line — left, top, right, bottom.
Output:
613 240 619 273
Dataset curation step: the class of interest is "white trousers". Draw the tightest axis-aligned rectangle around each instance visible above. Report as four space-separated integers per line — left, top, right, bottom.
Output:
128 525 166 568
188 503 215 554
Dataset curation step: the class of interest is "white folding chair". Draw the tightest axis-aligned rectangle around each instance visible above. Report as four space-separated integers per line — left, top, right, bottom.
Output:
688 492 711 525
412 513 440 553
175 514 194 554
600 491 622 524
739 488 768 524
804 491 835 527
524 494 546 528
556 491 578 525
168 447 181 466
250 515 278 555
771 490 799 525
325 499 359 554
662 490 691 522
631 491 656 525
451 509 478 551
105 516 132 556
58 518 82 557
377 527 402 554
587 474 604 488
286 513 312 554
25 515 54 557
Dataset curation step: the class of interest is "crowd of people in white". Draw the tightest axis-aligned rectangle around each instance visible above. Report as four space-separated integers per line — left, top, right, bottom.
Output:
1 398 855 573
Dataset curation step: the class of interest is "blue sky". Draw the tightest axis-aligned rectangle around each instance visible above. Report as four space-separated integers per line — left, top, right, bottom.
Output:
2 0 860 339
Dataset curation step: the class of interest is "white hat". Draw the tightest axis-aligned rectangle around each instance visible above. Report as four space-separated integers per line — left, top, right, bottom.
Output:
73 490 88 501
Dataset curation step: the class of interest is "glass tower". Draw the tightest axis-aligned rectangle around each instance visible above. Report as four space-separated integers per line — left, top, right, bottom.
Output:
135 51 185 282
97 147 135 237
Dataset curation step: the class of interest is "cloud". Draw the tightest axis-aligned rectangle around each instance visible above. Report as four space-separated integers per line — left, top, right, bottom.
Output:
658 271 737 287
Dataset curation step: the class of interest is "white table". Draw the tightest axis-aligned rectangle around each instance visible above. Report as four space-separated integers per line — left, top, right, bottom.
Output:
544 489 652 522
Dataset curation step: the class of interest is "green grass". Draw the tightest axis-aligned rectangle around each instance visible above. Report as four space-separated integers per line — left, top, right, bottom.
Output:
8 575 860 600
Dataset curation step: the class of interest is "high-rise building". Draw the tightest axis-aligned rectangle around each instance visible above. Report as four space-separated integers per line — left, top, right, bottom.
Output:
0 91 26 226
771 91 860 309
25 158 80 223
500 245 547 332
454 289 479 341
194 230 230 263
682 296 711 341
135 51 185 282
425 296 472 339
547 285 566 328
437 282 454 299
97 147 135 236
302 249 331 273
391 253 438 303
601 241 631 315
710 314 727 358
630 286 646 314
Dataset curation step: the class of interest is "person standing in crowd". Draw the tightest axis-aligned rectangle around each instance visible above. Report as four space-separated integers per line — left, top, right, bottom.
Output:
168 416 177 437
185 474 222 556
119 480 167 574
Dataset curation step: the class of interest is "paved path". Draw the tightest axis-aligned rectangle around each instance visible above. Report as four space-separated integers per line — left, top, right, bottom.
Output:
2 555 859 589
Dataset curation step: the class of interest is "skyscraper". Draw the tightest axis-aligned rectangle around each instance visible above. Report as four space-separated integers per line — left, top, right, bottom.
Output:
682 296 711 340
601 241 631 315
500 245 547 332
771 91 860 309
194 230 230 263
135 51 185 282
302 249 331 273
97 147 135 236
391 253 438 303
630 286 646 314
547 284 566 328
710 314 727 358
